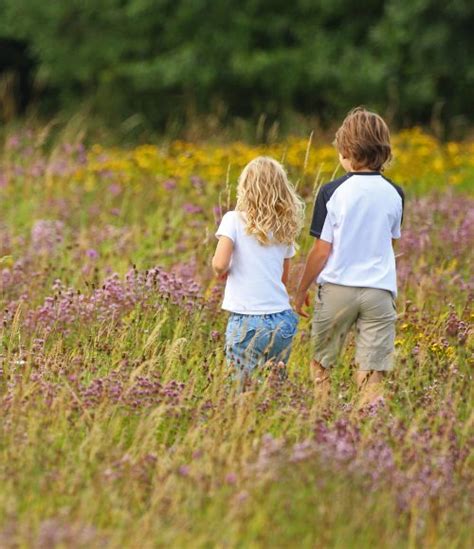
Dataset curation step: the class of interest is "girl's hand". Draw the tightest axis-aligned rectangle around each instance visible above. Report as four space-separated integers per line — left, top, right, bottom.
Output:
294 290 310 318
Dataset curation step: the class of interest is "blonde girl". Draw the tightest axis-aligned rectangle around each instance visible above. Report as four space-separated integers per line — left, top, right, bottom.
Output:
212 156 305 382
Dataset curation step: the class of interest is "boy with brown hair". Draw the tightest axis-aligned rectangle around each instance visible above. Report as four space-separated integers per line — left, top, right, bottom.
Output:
294 107 404 407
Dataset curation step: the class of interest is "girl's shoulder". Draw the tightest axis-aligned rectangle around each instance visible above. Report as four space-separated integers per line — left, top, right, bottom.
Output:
222 209 241 218
222 210 245 225
216 210 245 242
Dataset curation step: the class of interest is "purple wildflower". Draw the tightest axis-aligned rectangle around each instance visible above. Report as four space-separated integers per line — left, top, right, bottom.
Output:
31 220 64 254
182 203 202 214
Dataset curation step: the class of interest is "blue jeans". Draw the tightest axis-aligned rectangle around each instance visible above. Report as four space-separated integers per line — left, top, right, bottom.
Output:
225 309 299 379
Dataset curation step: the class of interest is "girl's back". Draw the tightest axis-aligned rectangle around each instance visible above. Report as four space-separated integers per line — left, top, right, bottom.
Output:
216 210 294 314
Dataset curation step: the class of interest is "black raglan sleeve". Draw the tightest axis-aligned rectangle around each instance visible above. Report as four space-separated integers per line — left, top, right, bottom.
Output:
309 188 328 238
398 185 405 224
384 176 405 224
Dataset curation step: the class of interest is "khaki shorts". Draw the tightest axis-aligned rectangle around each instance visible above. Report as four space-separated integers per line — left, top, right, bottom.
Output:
311 283 397 371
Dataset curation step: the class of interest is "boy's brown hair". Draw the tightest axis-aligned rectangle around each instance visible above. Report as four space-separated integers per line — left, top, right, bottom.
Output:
334 107 392 171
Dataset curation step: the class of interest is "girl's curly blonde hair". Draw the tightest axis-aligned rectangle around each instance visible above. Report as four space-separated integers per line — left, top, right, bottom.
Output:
236 156 305 246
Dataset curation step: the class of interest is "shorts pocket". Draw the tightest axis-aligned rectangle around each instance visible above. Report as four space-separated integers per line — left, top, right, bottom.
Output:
316 283 328 305
226 316 257 344
238 328 258 346
278 311 299 339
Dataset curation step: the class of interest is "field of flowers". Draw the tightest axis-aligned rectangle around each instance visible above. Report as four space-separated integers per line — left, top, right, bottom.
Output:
0 127 473 548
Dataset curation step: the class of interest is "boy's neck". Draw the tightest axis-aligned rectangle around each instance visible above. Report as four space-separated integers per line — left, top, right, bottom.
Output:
349 168 379 173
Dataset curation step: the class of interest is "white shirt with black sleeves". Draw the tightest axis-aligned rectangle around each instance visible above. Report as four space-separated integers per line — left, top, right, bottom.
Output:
310 172 405 296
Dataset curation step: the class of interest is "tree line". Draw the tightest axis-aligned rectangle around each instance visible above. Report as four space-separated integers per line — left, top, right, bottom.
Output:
1 0 473 134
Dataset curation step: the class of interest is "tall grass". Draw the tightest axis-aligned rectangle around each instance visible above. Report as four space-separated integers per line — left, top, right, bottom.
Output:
0 127 472 548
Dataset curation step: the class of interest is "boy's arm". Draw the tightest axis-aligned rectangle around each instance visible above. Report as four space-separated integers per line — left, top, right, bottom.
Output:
212 236 233 277
294 239 332 317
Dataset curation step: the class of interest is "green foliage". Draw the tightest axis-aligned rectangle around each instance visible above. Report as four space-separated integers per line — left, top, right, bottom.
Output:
1 1 474 132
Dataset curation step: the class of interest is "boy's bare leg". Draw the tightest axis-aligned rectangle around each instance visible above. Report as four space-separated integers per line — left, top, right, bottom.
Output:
355 370 385 408
311 360 331 405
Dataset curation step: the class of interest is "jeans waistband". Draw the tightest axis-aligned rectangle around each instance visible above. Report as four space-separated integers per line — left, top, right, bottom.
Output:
229 309 292 319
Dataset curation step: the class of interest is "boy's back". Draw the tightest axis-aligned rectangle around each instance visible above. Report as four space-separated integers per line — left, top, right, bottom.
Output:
295 107 405 408
310 172 404 295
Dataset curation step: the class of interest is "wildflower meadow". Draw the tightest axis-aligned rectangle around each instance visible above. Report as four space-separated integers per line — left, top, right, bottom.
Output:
0 128 472 548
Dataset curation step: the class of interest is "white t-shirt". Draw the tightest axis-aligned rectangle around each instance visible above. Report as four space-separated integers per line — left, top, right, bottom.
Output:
310 172 404 296
215 211 295 314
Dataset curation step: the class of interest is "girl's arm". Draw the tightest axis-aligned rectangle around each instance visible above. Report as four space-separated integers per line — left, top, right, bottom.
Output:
282 258 291 288
212 236 234 277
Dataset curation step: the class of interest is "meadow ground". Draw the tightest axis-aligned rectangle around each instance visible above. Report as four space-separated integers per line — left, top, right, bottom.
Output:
0 128 472 548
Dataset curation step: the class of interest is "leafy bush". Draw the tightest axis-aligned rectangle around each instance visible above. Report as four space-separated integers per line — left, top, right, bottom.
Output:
1 0 473 131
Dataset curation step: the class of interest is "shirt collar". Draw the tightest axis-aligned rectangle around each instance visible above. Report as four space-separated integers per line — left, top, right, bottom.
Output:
348 171 381 176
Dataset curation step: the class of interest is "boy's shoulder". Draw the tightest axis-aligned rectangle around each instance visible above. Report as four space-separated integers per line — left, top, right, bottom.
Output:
379 175 405 202
320 173 404 203
319 173 352 199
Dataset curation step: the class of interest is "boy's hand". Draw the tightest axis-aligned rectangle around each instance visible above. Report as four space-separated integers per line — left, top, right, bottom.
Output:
294 290 310 318
217 271 228 282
